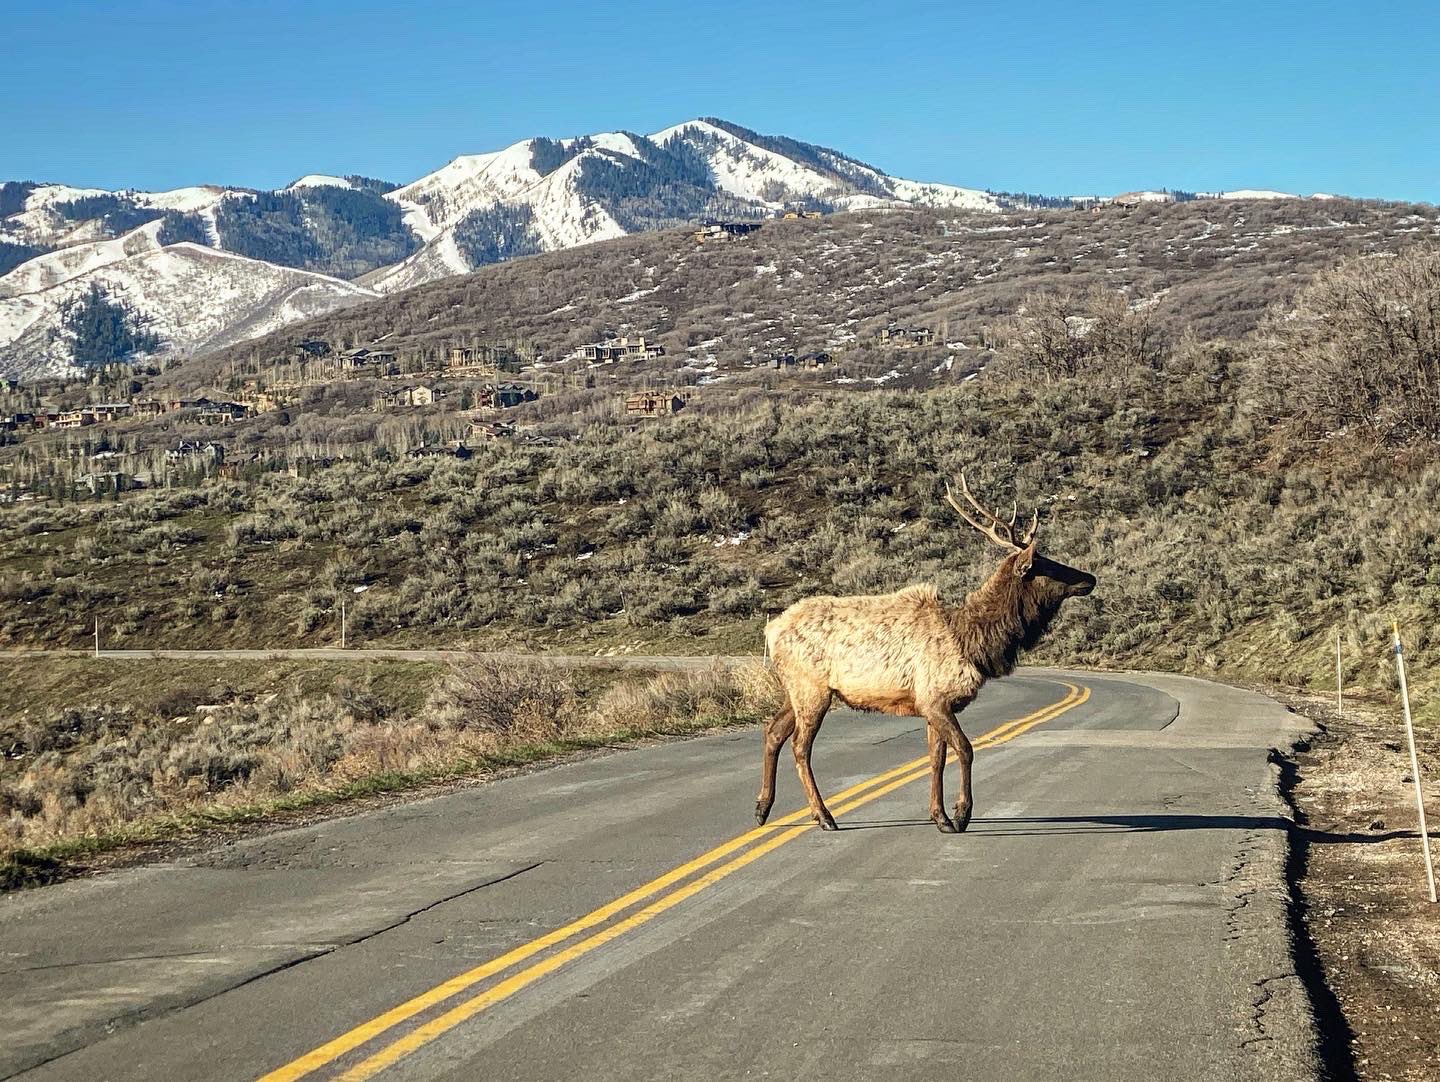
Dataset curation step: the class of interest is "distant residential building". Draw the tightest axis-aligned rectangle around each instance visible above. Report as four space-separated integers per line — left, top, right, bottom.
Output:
374 385 446 409
482 384 538 410
624 390 686 417
295 338 332 360
167 440 225 464
693 220 763 242
446 344 522 373
875 325 934 348
131 399 165 420
567 335 665 364
338 346 398 372
196 402 249 425
74 471 140 494
52 409 96 429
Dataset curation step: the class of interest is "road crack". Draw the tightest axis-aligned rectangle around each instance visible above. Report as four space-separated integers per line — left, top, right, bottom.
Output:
2 861 546 1080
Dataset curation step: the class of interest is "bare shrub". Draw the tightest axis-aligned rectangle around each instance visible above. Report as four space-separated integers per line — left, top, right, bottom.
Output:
425 657 581 742
1249 246 1440 444
995 286 1162 385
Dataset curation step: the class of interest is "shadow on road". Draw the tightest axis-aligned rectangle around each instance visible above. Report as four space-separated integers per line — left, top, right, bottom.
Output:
839 813 1430 844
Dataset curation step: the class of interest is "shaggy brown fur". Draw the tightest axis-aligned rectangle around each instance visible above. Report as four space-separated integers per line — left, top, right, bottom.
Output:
757 541 1095 833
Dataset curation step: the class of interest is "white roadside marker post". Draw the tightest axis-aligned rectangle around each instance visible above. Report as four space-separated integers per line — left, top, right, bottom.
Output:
94 616 99 659
1336 631 1344 716
341 600 347 650
1392 622 1437 903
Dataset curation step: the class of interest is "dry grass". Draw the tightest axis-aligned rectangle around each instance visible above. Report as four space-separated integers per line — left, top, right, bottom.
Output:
1287 691 1440 1080
0 657 780 884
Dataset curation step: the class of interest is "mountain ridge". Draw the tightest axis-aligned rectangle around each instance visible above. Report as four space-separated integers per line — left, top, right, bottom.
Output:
0 118 1345 380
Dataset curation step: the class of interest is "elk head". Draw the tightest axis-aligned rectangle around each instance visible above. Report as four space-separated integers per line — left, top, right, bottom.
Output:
944 474 1096 601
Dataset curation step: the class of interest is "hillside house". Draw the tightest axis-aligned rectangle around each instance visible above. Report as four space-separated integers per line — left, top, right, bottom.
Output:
167 440 225 465
131 399 165 420
769 351 831 370
467 420 514 442
875 325 935 347
74 471 141 495
568 335 665 364
295 338 331 360
404 441 472 460
88 402 132 420
374 385 445 409
624 390 686 417
196 402 249 425
447 344 523 373
482 384 538 410
52 409 96 429
694 220 763 242
165 397 211 413
338 347 398 373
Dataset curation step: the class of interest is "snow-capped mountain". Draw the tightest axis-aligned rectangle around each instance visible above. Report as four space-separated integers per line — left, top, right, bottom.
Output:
365 119 1001 293
0 244 377 376
0 116 1339 379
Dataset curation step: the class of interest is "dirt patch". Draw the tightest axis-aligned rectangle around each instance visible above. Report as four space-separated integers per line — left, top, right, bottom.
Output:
1281 689 1440 1081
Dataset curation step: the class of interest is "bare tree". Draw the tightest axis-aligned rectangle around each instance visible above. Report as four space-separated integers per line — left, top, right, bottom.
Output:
1249 246 1440 444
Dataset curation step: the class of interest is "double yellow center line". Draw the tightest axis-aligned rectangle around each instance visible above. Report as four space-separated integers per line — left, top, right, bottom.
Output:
260 682 1089 1081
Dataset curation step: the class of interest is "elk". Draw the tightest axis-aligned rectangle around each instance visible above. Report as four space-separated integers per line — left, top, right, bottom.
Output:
756 475 1096 833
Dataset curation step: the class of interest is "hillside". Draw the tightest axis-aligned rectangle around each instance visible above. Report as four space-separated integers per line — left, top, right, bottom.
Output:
0 243 378 373
5 241 1439 696
0 118 1025 379
192 196 1439 390
8 231 1440 921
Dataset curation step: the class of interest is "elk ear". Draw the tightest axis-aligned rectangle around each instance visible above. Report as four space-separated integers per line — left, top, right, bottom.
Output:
1012 543 1036 579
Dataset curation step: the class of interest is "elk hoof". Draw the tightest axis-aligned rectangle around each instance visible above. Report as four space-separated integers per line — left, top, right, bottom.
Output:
755 801 772 826
932 812 958 833
815 811 838 831
953 809 972 833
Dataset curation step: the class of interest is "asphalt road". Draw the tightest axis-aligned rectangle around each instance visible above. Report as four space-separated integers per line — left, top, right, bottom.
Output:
0 669 1318 1081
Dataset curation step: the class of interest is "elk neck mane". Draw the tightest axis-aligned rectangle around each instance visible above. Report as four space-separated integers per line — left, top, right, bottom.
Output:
940 554 1064 679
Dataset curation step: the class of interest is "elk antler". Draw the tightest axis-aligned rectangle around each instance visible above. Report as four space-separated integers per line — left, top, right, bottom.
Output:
944 473 1039 552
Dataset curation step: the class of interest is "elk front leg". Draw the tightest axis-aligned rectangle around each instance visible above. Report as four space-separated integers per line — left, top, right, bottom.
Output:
926 703 975 832
927 723 957 833
755 703 795 825
943 712 975 831
791 702 836 831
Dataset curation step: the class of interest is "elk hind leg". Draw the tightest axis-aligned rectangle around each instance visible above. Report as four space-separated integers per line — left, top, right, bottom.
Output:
936 709 975 832
926 723 957 833
792 694 836 831
755 702 796 825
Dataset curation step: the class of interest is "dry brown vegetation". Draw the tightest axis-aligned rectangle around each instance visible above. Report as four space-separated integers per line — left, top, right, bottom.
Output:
8 250 1440 711
1286 690 1440 1081
188 197 1438 394
0 656 779 882
1250 246 1440 445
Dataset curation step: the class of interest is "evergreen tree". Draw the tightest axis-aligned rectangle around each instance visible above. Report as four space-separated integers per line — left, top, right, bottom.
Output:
58 283 162 368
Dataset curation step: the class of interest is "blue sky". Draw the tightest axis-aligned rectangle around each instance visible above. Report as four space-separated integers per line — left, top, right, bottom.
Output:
6 0 1437 201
